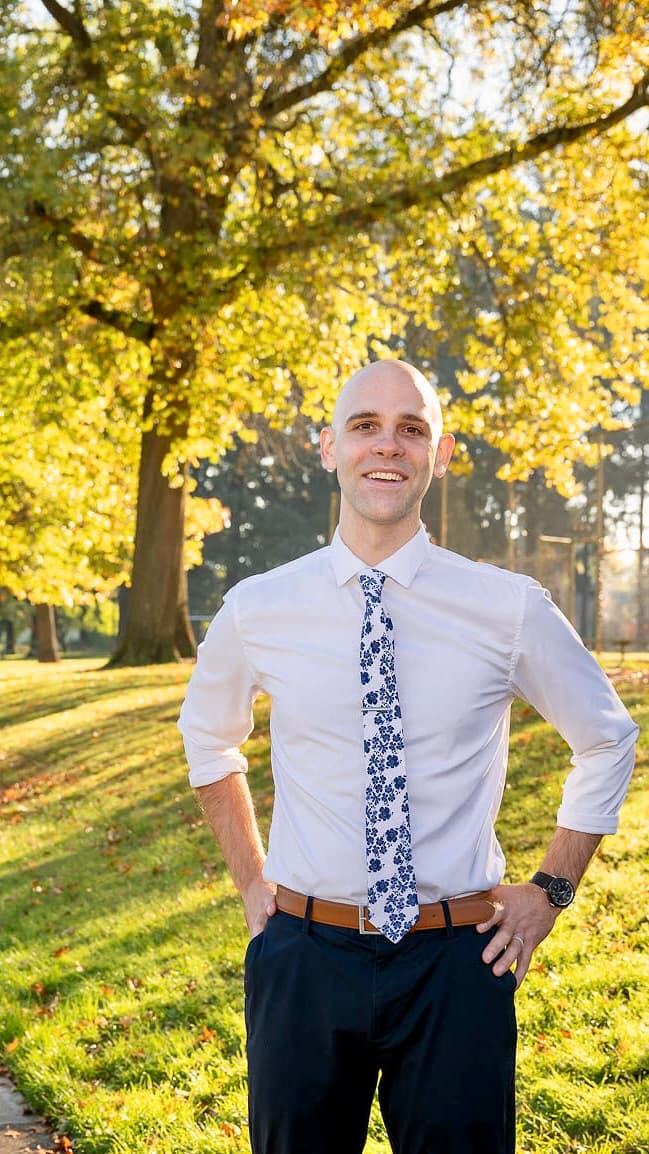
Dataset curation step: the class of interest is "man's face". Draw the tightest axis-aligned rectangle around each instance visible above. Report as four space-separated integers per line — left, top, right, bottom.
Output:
320 365 453 535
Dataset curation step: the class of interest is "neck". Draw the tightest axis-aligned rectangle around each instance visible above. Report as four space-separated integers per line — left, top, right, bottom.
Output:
337 510 421 566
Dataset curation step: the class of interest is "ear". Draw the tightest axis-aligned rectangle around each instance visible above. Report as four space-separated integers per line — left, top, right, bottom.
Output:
433 433 455 478
320 426 336 473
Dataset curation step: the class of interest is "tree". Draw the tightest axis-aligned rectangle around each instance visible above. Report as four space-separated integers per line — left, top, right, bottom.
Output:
0 318 226 655
191 414 333 613
2 1 648 662
0 323 141 609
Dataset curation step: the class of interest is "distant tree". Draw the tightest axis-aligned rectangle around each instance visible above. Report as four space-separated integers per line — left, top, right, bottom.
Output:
190 415 332 614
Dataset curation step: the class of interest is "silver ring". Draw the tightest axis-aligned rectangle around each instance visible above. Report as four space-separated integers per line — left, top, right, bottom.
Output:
511 934 525 948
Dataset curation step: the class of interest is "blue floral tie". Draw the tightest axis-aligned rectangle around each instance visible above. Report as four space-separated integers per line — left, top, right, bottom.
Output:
359 570 419 942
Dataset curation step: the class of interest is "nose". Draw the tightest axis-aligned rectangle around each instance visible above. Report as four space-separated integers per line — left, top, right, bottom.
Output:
372 428 403 456
371 433 401 454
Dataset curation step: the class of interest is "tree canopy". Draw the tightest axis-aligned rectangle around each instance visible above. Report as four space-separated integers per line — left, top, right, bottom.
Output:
1 1 648 659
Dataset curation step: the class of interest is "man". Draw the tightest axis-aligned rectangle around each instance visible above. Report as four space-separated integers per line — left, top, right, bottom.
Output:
178 359 638 1154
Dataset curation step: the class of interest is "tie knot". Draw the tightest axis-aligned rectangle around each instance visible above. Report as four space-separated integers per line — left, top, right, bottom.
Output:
359 570 386 604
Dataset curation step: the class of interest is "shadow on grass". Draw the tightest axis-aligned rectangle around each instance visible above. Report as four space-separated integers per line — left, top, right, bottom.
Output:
0 663 189 729
1 700 185 792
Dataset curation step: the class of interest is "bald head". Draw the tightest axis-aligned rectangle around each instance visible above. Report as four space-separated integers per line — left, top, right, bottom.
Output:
320 357 454 558
331 359 443 434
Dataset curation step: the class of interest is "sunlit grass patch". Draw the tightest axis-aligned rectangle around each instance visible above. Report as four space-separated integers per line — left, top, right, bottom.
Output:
0 658 647 1152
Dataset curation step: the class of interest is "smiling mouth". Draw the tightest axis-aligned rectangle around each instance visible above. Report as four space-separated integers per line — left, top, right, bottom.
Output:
364 471 406 482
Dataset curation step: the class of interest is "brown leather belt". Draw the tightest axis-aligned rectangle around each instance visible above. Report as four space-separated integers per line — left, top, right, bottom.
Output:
276 885 495 935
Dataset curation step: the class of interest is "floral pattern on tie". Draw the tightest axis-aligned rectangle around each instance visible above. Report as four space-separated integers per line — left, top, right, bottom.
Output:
359 570 419 943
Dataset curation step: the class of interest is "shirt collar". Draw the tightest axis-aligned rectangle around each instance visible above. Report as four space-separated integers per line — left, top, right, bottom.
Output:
329 524 430 589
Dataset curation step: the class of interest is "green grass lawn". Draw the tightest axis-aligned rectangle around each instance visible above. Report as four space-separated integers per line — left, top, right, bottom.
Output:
0 656 647 1153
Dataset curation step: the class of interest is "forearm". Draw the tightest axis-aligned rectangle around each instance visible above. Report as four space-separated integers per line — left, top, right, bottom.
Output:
195 773 276 936
195 772 266 895
537 825 603 889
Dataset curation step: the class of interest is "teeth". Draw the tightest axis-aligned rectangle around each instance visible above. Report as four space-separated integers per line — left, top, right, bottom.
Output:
367 472 404 481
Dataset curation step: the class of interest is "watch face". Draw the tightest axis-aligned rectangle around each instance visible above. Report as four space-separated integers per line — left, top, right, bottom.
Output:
547 877 575 908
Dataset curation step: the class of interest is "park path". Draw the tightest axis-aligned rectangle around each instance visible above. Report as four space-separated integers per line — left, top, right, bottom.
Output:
0 1072 59 1154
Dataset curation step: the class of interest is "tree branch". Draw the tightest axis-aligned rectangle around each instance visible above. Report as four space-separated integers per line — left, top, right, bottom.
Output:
0 308 69 342
259 0 477 120
38 0 146 141
82 300 155 343
0 300 154 344
257 71 649 258
195 0 228 69
28 201 106 262
39 0 96 66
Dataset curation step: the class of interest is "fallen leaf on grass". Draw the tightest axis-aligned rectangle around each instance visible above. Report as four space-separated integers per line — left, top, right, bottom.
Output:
52 946 70 957
3 1039 19 1053
54 1136 74 1152
196 1024 217 1044
219 1122 241 1137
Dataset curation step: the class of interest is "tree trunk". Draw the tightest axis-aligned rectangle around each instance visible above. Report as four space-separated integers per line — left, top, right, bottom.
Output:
108 422 195 666
54 608 67 652
35 604 60 663
2 619 15 655
524 471 541 559
117 585 129 640
175 567 196 657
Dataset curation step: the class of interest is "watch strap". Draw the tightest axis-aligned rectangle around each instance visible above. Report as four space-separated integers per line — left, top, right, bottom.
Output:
530 871 554 888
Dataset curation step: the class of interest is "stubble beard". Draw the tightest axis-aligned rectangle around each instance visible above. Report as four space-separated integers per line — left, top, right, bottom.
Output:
346 479 428 529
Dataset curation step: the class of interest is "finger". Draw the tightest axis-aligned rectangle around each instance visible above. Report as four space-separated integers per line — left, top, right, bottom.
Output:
491 943 520 976
514 955 530 988
480 918 512 962
482 925 524 970
492 933 530 978
476 900 505 934
249 913 268 938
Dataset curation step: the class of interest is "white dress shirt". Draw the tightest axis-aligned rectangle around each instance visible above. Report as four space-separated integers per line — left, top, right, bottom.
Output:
178 525 638 905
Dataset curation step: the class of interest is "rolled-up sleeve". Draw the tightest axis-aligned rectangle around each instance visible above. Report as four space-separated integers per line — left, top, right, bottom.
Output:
178 590 261 787
510 581 639 835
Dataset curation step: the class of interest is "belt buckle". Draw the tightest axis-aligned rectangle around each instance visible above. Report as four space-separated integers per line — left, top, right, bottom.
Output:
358 907 381 934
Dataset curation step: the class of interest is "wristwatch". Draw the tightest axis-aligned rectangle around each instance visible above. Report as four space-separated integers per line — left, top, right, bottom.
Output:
529 871 575 909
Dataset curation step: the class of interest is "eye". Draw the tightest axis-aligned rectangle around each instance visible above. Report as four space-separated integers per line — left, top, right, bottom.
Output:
403 425 424 436
354 421 376 431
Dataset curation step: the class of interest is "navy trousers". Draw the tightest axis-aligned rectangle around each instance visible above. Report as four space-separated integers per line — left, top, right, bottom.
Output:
245 907 517 1154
